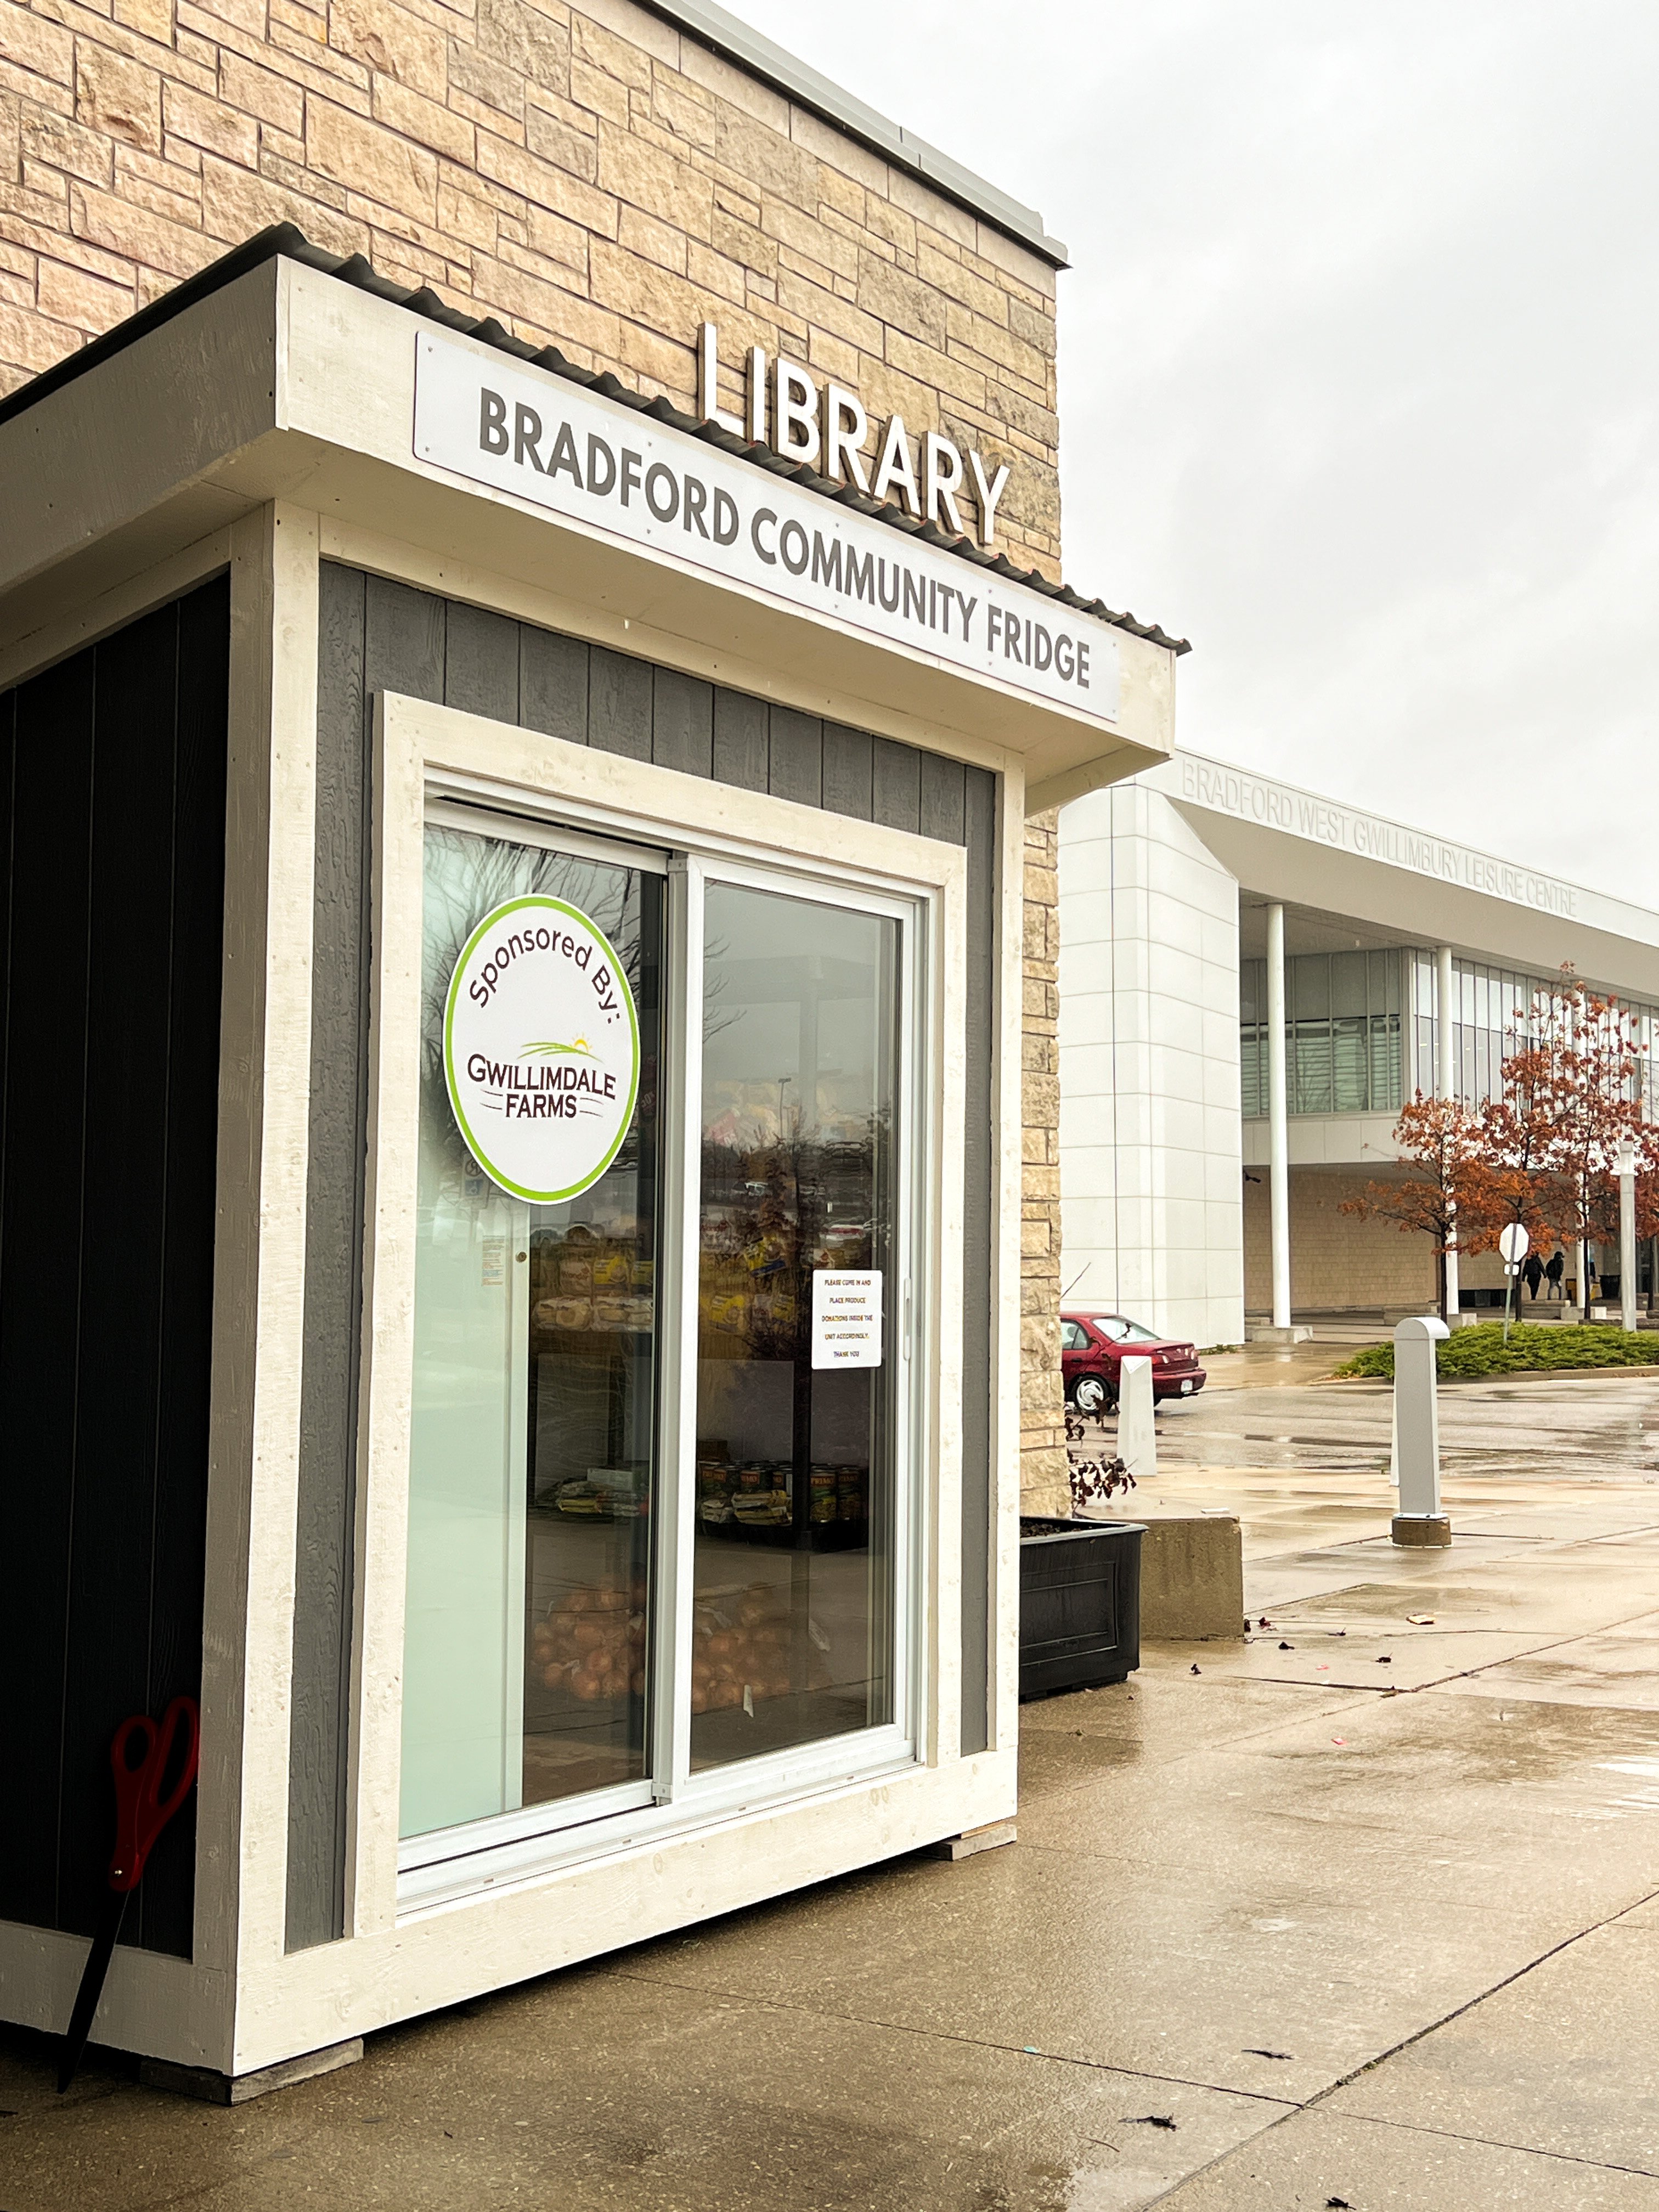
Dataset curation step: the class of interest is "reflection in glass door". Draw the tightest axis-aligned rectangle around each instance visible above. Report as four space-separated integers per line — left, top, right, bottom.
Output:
400 819 663 1842
398 811 917 1865
690 883 900 1771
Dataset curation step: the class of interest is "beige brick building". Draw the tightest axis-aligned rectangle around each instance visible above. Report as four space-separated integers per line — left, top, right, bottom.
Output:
0 0 1062 569
1022 806 1066 1512
1 0 1104 1505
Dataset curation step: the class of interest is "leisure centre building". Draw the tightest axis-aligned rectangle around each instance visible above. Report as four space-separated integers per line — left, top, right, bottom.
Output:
1059 751 1659 1349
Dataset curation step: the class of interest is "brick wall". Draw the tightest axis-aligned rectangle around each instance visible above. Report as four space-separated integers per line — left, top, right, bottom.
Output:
0 0 1060 567
1243 1164 1436 1313
1021 807 1066 1514
3 0 1074 1496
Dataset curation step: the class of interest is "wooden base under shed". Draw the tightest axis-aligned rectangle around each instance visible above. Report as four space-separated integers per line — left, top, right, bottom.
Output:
928 1821 1018 1862
138 2038 363 2104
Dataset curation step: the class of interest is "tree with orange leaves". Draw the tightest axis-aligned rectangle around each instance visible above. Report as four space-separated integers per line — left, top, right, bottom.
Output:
1493 970 1645 1308
1342 1093 1510 1319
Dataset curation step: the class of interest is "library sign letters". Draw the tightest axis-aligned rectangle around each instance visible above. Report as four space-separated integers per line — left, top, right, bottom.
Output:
413 331 1120 724
444 895 640 1205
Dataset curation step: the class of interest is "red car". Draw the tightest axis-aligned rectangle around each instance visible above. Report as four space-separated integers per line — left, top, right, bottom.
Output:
1061 1310 1206 1415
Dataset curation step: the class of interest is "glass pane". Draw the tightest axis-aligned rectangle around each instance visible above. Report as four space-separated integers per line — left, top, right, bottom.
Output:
1291 1021 1334 1115
1330 951 1367 1018
1291 955 1329 1022
1331 1015 1369 1111
400 821 663 1840
691 882 900 1771
1240 1030 1262 1119
1373 1015 1403 1112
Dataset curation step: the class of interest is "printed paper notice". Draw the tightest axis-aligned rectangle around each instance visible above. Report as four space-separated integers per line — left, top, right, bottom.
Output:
811 1271 883 1369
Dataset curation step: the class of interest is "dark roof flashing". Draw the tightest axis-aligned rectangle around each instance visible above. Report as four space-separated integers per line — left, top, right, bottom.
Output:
0 228 1189 655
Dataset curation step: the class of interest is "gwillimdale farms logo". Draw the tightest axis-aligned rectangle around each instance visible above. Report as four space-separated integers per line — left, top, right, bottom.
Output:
444 896 640 1204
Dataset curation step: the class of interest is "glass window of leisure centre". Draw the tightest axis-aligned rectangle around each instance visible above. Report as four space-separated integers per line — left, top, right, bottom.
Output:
0 0 1183 2098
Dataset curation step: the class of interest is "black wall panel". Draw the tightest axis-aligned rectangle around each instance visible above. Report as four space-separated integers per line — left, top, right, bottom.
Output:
0 575 229 1956
293 567 1004 1939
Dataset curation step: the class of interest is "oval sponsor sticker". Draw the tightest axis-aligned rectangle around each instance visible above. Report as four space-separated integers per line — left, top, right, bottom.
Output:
443 894 639 1203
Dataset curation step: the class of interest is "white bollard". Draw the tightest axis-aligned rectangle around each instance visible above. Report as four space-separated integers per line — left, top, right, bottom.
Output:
1391 1315 1451 1547
1116 1355 1158 1482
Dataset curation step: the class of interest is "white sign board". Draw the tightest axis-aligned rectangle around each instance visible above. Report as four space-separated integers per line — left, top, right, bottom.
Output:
811 1271 883 1370
413 331 1121 724
444 895 640 1204
1498 1222 1530 1264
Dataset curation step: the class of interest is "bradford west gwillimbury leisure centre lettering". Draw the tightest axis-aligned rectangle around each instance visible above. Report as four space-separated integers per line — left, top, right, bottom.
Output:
413 332 1121 723
476 388 1091 684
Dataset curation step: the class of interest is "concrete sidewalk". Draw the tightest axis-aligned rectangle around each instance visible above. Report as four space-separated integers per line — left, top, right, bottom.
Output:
4 1431 1657 2207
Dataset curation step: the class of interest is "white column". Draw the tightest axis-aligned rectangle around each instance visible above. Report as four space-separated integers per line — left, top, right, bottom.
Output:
1267 902 1291 1329
1618 1143 1638 1333
1436 945 1459 1321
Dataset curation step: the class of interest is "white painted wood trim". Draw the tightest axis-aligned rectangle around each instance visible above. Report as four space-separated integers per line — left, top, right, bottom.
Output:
408 695 974 898
232 1742 1014 2073
228 505 321 2000
347 691 426 1936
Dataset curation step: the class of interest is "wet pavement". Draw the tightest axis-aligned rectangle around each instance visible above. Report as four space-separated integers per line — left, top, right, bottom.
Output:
1158 1343 1659 1487
4 1374 1658 2207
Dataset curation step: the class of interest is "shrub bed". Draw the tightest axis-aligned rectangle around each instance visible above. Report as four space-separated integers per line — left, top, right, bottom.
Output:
1336 1322 1659 1381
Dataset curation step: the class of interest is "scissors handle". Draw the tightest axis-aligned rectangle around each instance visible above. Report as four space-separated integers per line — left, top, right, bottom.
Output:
108 1695 200 1893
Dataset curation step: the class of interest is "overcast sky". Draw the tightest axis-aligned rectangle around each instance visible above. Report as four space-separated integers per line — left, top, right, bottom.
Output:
737 1 1659 903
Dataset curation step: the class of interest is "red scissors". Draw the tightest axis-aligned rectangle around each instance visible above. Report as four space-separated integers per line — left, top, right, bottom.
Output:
58 1696 200 2092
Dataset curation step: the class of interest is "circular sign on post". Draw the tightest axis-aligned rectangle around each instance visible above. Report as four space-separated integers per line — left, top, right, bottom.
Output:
443 895 640 1204
1498 1222 1530 1265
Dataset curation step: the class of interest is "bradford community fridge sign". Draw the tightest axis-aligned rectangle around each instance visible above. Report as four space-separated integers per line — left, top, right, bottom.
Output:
444 895 640 1204
413 330 1121 724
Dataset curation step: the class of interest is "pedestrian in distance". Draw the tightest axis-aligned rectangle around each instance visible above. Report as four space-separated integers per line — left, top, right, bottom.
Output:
1523 1249 1544 1301
1545 1249 1565 1300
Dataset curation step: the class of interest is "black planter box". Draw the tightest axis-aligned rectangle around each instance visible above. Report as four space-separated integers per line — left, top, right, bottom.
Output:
1018 1517 1144 1699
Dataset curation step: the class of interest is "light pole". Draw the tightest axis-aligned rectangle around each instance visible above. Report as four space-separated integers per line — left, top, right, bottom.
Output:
1437 945 1459 1321
1618 1139 1638 1334
1267 904 1290 1331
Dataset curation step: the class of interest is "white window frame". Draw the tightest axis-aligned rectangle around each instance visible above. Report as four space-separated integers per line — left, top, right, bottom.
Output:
353 692 968 1925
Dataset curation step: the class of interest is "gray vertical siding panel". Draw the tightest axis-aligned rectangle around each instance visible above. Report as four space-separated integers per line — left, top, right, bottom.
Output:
521 628 589 744
958 764 997 1755
712 689 768 789
766 707 822 807
364 574 445 705
871 736 921 833
589 648 651 760
652 668 713 779
288 561 371 1953
444 601 519 724
821 724 872 819
919 752 967 848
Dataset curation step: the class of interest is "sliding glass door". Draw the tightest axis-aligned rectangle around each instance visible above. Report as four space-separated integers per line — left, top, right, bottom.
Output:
401 816 665 1842
691 882 899 1768
399 807 919 1867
